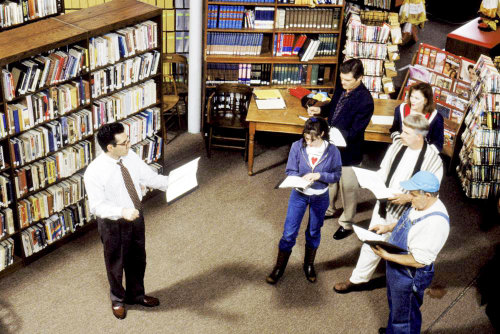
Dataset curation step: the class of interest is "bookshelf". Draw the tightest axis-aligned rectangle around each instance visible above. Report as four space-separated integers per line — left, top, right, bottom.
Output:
457 55 500 199
203 0 345 95
342 4 402 99
0 0 163 277
0 0 65 32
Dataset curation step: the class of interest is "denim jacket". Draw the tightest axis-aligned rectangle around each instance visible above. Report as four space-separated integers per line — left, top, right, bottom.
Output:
285 139 342 190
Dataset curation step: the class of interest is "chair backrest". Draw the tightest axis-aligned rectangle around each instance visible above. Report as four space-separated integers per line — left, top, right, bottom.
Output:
163 54 188 94
207 84 253 126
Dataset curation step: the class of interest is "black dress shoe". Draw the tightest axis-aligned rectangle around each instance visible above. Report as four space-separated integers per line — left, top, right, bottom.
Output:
333 226 353 240
112 304 126 319
378 327 386 334
126 295 160 307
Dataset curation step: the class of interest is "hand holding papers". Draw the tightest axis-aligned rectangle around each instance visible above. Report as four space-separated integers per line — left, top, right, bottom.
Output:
352 167 400 199
254 89 286 110
166 157 200 203
352 225 406 254
278 175 312 190
329 127 346 147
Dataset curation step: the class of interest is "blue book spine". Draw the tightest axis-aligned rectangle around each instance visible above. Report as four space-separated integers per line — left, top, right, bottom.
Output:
12 109 20 134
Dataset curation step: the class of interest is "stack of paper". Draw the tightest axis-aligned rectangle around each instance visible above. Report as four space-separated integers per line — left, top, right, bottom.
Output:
352 167 400 199
254 89 286 110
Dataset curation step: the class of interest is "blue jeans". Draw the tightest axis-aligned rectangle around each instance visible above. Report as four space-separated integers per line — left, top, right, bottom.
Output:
278 189 330 252
386 262 434 334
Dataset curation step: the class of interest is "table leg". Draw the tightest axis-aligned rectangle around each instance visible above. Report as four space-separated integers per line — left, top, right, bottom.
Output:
248 122 256 176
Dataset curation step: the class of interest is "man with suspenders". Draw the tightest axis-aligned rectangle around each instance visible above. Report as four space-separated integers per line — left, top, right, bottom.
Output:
371 171 450 334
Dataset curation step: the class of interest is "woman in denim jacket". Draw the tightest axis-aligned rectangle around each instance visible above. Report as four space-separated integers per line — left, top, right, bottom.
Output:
266 117 342 285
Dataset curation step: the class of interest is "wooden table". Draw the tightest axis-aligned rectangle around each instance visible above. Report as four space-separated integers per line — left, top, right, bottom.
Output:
246 89 401 175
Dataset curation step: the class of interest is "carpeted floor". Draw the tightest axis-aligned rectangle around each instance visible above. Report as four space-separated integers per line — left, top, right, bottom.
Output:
0 132 498 334
0 14 498 334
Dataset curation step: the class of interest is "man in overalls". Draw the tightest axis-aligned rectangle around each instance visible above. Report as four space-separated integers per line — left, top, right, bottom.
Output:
370 171 450 334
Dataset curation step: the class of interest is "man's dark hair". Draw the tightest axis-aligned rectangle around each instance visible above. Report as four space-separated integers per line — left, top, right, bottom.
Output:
340 58 364 79
97 122 125 152
302 117 330 147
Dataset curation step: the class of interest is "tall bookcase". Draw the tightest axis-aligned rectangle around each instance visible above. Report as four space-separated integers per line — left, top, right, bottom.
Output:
0 0 163 277
457 54 500 199
202 0 346 111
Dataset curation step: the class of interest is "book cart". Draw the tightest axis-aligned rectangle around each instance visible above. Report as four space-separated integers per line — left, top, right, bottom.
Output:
0 0 164 277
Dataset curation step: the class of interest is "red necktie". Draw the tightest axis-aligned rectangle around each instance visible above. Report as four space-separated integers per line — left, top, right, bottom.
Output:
117 160 142 210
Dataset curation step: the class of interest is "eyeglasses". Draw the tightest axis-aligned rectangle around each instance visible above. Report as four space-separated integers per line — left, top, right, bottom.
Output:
115 138 130 146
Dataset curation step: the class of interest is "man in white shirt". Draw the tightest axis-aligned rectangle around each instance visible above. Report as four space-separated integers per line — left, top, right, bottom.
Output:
371 171 449 334
84 122 168 320
333 114 443 293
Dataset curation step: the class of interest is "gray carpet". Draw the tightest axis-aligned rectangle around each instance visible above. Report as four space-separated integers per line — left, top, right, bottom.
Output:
0 131 497 334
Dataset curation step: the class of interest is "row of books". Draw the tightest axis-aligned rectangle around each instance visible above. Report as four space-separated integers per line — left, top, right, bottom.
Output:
468 129 500 148
362 76 382 92
91 51 160 99
274 34 338 58
468 165 500 182
9 111 93 168
121 108 162 146
21 199 92 257
275 8 341 30
2 46 88 100
207 6 274 30
6 79 90 135
243 7 275 29
91 80 157 130
174 31 190 54
460 179 500 199
355 58 384 76
0 238 14 272
344 40 387 60
206 63 271 86
206 33 263 56
1 208 14 238
0 0 61 29
272 64 332 86
363 0 391 9
472 147 500 166
476 112 500 130
277 0 343 5
347 14 391 43
175 9 189 31
130 136 163 164
18 173 87 228
89 20 158 70
13 141 92 199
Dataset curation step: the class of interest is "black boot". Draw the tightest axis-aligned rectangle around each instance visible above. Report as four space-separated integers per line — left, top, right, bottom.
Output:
303 246 318 283
266 249 291 285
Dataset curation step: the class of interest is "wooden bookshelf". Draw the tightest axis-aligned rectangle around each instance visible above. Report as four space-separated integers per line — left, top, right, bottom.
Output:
202 0 346 129
0 0 65 33
0 0 163 277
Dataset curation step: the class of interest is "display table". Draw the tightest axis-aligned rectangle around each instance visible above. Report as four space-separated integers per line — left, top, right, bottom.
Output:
446 17 500 60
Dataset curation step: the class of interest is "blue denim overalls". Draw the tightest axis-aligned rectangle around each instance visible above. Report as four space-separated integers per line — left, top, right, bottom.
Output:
385 208 449 334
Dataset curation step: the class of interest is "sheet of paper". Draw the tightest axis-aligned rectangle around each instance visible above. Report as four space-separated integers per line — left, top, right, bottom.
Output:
371 115 394 125
254 89 283 100
278 175 312 189
352 167 399 199
352 225 385 242
298 116 308 121
255 98 286 110
166 157 200 203
329 127 346 147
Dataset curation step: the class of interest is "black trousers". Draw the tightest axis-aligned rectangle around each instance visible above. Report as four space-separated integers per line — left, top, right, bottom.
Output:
97 215 146 306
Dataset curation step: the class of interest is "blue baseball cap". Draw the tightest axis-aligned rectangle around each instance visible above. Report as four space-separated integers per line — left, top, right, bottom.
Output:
400 171 440 193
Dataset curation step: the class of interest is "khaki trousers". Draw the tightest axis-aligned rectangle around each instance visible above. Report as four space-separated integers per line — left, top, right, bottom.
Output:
328 166 360 230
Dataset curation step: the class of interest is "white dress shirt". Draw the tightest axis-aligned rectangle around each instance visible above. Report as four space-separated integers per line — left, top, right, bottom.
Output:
84 150 168 220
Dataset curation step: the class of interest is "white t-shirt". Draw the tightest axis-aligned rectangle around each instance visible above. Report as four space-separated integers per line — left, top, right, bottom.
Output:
407 199 450 265
300 140 328 196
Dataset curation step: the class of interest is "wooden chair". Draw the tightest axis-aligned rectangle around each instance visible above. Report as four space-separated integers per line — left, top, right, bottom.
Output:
161 73 181 140
163 53 188 106
206 84 253 160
